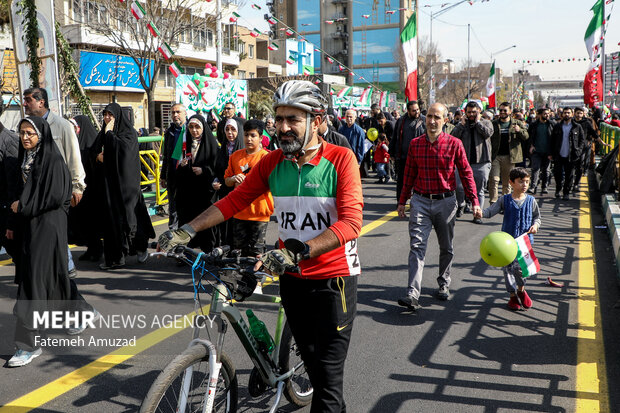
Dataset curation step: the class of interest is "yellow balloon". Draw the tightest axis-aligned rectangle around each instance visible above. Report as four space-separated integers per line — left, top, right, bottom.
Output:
367 128 378 141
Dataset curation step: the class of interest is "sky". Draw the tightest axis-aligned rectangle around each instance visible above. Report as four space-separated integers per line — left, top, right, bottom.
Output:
237 0 620 81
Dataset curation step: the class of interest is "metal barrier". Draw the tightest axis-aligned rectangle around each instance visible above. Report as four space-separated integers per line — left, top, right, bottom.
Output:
138 135 167 206
600 122 620 155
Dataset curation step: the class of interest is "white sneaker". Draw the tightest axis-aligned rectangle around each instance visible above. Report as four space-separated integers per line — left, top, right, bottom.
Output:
67 309 101 335
137 250 148 263
8 348 42 367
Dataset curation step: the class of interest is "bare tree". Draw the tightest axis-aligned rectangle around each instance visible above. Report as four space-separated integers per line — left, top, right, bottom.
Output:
75 0 210 130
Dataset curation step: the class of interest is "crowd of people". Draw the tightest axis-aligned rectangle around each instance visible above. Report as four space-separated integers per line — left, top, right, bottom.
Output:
1 78 618 413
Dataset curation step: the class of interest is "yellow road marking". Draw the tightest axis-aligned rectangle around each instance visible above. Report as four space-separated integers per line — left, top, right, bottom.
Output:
0 206 397 411
576 181 608 412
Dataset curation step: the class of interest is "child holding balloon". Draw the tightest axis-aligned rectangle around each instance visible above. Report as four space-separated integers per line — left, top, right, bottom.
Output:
373 133 390 183
482 167 541 310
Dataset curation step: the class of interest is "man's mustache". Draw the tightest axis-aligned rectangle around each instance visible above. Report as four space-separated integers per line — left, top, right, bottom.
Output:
278 131 298 140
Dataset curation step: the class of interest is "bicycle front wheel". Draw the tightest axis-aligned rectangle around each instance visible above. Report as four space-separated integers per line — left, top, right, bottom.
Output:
279 321 313 407
140 345 238 413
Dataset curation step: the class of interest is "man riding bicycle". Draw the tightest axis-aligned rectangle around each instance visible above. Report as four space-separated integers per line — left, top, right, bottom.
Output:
158 80 363 413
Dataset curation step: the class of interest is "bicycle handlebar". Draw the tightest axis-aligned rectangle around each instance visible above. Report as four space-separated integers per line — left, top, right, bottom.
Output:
148 242 259 268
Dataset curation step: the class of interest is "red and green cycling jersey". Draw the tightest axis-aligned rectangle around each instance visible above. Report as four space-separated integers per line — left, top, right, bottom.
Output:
215 141 363 279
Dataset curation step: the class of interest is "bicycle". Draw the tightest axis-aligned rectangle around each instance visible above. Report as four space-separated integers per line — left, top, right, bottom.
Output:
140 244 313 413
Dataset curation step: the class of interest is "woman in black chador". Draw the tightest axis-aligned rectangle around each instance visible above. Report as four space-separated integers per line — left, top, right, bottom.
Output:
68 115 104 261
7 117 96 367
175 114 219 251
93 103 155 269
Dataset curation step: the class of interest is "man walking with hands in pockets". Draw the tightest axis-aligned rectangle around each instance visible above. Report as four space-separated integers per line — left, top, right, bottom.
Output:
397 103 481 310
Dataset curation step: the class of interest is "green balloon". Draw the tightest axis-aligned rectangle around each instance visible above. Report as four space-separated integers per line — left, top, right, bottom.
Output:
479 231 518 267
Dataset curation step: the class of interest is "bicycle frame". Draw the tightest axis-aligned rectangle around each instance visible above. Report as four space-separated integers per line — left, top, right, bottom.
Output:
178 274 301 413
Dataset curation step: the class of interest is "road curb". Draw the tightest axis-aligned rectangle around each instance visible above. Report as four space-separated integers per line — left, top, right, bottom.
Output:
601 193 620 280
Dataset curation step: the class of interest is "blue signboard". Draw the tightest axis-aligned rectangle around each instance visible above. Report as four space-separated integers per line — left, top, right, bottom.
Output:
79 51 154 92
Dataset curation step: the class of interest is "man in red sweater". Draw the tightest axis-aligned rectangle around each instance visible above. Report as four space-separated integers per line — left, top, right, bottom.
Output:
397 103 481 310
159 80 363 413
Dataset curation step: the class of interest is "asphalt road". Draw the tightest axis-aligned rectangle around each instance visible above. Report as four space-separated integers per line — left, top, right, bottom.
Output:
1 172 618 413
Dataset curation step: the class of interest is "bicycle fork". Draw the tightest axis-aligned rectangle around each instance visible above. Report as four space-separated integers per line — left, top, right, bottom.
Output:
177 338 221 413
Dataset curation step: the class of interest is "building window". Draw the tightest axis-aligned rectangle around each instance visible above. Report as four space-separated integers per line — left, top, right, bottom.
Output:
238 42 245 54
249 45 254 58
206 29 214 47
238 70 246 79
72 0 83 23
249 72 255 79
193 28 206 48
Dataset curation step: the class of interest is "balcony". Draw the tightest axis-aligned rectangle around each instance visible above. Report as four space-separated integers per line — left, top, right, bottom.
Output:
61 24 240 67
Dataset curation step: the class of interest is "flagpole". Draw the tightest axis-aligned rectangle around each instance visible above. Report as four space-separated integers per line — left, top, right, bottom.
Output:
601 0 606 110
216 0 223 73
467 23 470 101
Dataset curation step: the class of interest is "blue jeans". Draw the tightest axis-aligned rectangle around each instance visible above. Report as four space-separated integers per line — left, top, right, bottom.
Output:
376 163 388 178
67 244 75 272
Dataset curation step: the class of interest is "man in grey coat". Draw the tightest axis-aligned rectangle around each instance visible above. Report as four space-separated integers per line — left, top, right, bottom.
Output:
451 101 493 223
22 87 86 277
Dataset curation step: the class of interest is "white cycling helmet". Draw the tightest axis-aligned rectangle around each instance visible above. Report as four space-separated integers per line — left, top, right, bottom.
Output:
273 80 327 157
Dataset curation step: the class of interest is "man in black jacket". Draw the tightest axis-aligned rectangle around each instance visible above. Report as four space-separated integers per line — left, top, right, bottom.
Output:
527 108 555 194
551 107 585 200
318 117 352 149
216 101 245 145
0 120 19 258
389 100 426 204
161 103 186 230
572 107 597 192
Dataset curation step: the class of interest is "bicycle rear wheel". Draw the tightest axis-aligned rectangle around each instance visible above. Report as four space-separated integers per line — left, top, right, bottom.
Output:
279 322 313 407
140 345 238 413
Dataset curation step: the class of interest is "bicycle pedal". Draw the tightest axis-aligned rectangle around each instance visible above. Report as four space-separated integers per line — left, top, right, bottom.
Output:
248 367 268 397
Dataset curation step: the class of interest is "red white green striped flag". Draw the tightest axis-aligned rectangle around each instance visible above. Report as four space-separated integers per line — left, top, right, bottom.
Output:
147 21 160 37
359 86 372 104
250 28 260 37
229 12 240 23
169 62 182 78
400 13 418 101
268 42 279 51
379 91 388 108
585 0 605 65
338 64 344 71
251 3 261 10
326 57 334 63
325 20 334 24
486 61 496 108
337 86 352 98
267 17 277 25
285 28 294 36
131 1 146 21
286 55 296 64
515 234 540 278
158 42 174 60
362 14 370 18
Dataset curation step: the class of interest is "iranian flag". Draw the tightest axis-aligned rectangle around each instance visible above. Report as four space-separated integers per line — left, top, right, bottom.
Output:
268 42 279 51
158 42 174 60
147 21 160 37
131 1 146 21
251 3 261 10
379 91 388 108
230 12 240 23
400 13 418 101
285 29 294 36
486 61 496 108
583 0 605 107
267 17 277 25
359 87 372 105
250 28 260 37
515 234 540 278
337 86 352 98
186 83 199 96
326 56 334 63
169 62 182 78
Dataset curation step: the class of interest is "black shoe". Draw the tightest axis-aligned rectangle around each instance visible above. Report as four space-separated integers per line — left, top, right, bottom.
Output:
397 295 421 311
375 179 384 184
527 187 536 194
562 194 570 200
436 285 450 301
473 217 483 224
464 205 472 213
100 258 125 270
555 192 561 199
456 206 463 218
541 188 548 195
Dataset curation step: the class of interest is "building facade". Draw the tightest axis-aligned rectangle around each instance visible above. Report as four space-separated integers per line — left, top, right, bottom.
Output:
269 0 413 86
